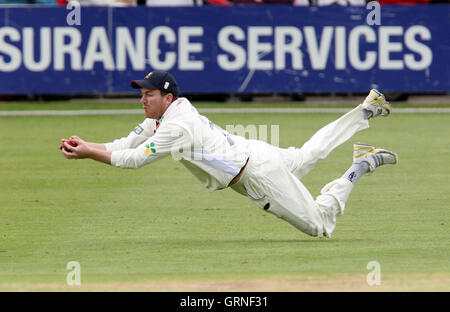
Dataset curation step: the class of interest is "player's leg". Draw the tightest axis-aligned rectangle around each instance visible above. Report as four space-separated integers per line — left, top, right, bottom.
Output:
343 142 398 184
241 155 330 237
316 143 398 234
281 90 391 180
230 143 330 237
241 142 397 238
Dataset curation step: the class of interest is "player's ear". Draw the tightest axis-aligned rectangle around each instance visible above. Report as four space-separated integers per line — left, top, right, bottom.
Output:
166 93 174 103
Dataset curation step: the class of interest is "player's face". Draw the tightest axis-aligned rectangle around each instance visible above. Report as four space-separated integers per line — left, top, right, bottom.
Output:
140 88 171 119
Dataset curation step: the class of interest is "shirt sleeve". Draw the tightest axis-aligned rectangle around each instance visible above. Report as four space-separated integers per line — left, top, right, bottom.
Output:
104 119 157 152
110 122 192 169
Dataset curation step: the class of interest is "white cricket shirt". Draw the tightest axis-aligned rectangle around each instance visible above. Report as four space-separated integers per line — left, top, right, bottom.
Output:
105 97 250 190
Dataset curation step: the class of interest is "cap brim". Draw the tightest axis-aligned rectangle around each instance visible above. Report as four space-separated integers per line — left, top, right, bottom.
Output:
130 79 158 89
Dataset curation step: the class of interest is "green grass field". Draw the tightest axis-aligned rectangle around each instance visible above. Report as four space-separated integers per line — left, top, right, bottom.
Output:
0 102 449 291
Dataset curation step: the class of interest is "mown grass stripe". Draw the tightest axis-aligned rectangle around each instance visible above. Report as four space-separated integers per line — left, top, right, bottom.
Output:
1 107 450 116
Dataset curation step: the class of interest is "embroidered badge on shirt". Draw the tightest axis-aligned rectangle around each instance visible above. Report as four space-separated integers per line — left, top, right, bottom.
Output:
133 125 144 135
145 142 156 155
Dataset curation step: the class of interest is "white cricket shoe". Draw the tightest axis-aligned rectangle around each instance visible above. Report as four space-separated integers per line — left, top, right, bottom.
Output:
362 89 392 119
353 143 398 173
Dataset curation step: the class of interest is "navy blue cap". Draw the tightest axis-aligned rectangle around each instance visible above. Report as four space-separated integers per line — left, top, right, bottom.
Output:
131 71 179 97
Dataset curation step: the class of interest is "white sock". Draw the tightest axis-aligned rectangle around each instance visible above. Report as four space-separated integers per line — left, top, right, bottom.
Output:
342 162 369 186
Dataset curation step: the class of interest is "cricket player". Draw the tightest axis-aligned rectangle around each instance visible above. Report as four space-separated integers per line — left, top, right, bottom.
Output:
60 71 397 238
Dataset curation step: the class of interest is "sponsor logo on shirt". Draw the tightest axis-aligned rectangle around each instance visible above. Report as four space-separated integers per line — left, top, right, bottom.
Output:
133 125 144 135
145 142 156 155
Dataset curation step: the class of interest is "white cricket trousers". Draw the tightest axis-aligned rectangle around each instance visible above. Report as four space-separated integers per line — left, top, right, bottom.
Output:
231 104 369 237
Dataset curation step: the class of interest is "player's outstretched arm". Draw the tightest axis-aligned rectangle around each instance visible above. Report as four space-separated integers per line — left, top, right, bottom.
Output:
58 136 107 151
61 138 111 165
73 136 107 150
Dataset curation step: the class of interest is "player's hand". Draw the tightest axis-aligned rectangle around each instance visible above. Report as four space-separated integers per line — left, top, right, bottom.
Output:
59 138 75 150
69 136 88 147
59 136 86 151
58 139 64 151
61 137 92 159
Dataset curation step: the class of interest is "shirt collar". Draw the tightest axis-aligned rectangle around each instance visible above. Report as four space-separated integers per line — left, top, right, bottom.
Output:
158 98 182 123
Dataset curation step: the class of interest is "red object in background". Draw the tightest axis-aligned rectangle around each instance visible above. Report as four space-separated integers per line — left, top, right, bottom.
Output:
56 0 68 5
233 0 294 3
205 0 233 5
379 0 430 4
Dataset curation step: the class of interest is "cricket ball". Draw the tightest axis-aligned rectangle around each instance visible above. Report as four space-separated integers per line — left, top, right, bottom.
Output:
63 140 77 151
66 140 77 147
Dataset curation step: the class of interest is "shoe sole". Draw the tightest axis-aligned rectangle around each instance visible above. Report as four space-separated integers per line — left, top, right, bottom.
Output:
364 89 391 117
372 148 398 164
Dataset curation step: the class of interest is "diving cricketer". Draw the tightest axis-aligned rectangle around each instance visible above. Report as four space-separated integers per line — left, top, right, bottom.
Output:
60 71 397 238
